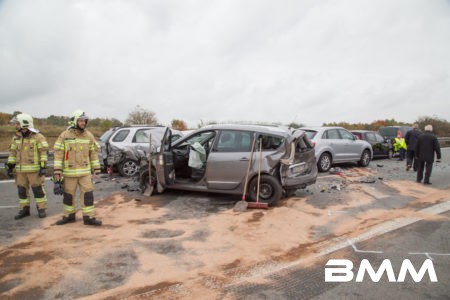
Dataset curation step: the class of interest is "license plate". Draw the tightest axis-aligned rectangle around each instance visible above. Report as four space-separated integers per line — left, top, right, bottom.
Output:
291 165 304 173
290 163 306 174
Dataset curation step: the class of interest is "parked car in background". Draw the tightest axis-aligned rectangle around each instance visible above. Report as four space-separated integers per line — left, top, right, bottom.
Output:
300 126 373 172
351 130 393 159
378 126 413 142
99 126 183 177
139 124 318 206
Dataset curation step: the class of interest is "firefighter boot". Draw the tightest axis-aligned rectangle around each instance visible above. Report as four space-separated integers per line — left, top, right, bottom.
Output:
55 213 76 225
38 208 46 218
14 206 30 220
83 216 102 226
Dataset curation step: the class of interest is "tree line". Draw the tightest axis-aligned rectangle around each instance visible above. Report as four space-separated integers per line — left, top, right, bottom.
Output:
0 112 123 129
1 109 449 136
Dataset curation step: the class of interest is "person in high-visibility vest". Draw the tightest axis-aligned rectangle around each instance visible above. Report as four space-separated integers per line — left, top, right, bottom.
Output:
53 109 102 226
6 113 48 219
393 131 407 161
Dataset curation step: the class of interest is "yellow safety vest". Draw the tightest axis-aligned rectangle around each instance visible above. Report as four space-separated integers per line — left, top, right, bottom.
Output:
394 137 407 151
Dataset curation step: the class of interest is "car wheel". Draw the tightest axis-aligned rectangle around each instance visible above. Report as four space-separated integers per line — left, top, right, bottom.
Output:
388 149 394 159
140 169 157 193
318 153 332 172
119 159 139 177
358 149 371 167
248 175 282 206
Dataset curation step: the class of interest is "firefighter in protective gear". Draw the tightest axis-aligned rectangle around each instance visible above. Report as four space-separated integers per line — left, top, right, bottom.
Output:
7 113 49 219
53 110 102 226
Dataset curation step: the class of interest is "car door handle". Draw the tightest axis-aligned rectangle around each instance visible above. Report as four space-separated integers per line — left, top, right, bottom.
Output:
240 157 249 161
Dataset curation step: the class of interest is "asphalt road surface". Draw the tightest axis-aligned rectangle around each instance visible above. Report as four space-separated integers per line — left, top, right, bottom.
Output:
0 148 448 299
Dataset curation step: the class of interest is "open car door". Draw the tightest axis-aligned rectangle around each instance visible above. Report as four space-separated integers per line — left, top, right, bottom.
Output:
155 127 175 192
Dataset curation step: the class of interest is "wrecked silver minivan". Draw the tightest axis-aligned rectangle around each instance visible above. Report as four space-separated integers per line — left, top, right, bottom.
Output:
139 124 317 206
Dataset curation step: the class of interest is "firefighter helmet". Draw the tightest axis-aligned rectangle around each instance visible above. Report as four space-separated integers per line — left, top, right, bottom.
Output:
11 113 34 129
69 109 89 128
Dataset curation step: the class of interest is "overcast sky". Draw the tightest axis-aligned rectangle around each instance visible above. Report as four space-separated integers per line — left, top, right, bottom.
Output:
1 0 449 128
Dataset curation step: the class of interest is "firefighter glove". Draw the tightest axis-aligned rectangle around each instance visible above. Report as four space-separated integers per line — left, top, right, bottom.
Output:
5 163 15 178
38 167 47 176
53 177 64 195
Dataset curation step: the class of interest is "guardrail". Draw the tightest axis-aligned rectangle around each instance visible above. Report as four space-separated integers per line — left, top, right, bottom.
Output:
0 151 54 168
438 137 450 147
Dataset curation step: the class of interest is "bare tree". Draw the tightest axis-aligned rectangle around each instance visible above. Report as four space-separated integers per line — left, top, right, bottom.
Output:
125 105 158 125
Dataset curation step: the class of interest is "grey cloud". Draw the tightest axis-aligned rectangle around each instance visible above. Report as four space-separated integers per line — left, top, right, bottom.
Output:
1 0 449 126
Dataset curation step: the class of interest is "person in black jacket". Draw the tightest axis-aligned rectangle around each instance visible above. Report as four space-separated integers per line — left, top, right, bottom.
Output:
405 124 421 171
415 125 441 184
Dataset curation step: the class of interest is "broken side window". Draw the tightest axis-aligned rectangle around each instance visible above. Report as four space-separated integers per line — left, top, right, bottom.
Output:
112 130 130 142
216 130 252 152
257 134 284 151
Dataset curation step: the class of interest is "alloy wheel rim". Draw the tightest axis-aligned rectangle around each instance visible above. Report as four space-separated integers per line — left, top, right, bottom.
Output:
321 156 330 170
123 161 138 176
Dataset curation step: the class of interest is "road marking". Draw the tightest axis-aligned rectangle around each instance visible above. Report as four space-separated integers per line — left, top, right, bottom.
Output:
0 177 52 184
408 252 450 260
348 239 383 254
328 210 348 216
226 200 450 283
0 205 17 209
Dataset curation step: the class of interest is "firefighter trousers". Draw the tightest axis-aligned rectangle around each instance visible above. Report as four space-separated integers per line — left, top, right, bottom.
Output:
62 175 96 217
15 172 47 209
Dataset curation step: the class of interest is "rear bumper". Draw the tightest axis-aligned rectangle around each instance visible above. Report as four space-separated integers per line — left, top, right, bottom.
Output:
283 164 318 189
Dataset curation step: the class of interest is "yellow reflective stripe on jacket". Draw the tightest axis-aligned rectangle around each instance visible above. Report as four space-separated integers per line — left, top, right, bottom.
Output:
54 142 64 150
7 157 17 163
90 159 100 168
16 165 40 172
89 142 100 151
63 139 91 144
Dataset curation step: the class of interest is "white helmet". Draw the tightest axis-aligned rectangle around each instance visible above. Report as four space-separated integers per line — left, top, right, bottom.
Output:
69 109 89 128
11 113 34 129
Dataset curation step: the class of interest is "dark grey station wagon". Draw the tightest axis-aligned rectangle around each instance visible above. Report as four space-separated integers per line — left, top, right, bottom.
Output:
140 124 317 206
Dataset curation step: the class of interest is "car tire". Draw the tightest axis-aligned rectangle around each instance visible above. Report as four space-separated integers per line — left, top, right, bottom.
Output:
318 153 332 172
140 169 157 193
119 159 139 177
358 149 371 167
248 175 282 206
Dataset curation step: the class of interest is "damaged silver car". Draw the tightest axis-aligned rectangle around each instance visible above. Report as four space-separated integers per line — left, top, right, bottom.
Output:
99 126 182 177
139 124 317 206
